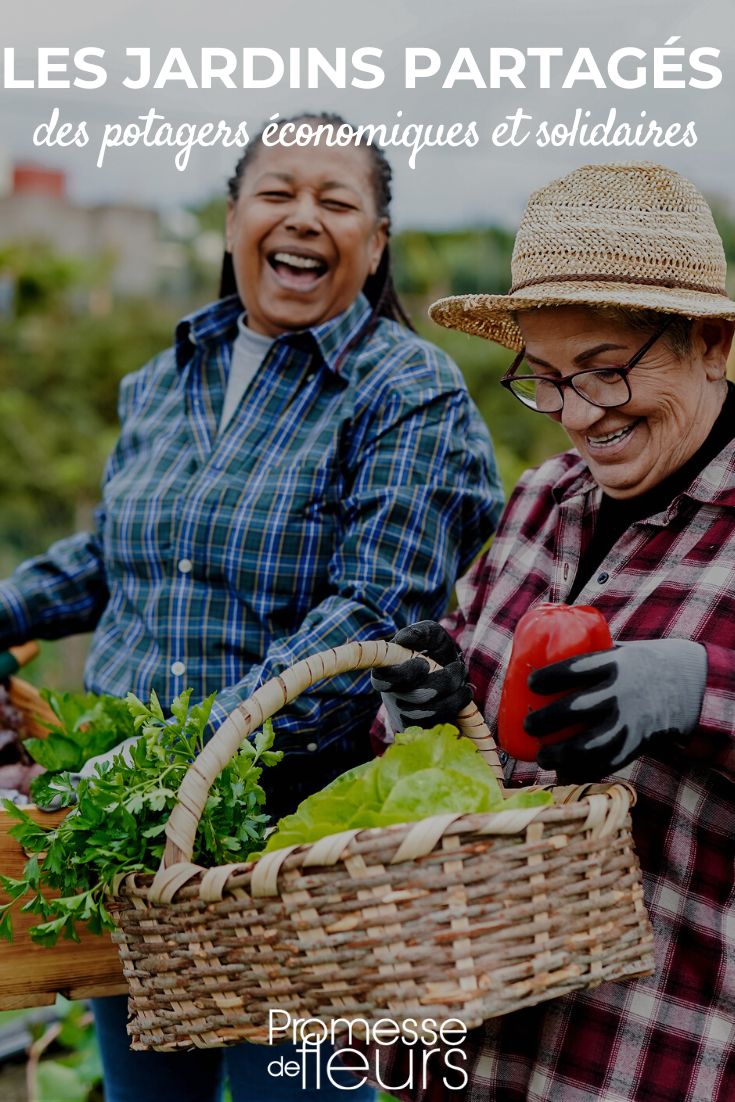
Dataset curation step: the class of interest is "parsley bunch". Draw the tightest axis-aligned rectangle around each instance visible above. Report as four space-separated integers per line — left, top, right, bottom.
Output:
0 690 282 945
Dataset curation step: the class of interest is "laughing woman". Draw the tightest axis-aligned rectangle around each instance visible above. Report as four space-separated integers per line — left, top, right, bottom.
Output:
0 114 502 1102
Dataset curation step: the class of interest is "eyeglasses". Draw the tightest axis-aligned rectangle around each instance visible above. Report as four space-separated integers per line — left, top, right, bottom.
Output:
500 320 672 414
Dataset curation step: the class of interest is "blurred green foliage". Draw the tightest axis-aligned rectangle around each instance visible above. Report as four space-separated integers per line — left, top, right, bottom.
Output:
0 244 178 558
33 998 103 1102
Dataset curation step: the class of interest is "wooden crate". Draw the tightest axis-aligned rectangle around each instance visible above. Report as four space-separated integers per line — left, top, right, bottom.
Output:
0 674 125 1009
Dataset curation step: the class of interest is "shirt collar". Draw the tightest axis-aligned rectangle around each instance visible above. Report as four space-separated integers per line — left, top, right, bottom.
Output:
175 295 242 369
175 292 373 375
551 442 735 511
680 441 735 510
305 292 373 374
551 453 598 503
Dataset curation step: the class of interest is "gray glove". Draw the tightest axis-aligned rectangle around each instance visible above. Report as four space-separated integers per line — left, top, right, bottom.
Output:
371 620 471 734
34 735 142 810
76 735 141 780
524 638 707 782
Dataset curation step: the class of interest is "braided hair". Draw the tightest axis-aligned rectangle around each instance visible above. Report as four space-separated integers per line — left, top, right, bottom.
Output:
219 112 414 331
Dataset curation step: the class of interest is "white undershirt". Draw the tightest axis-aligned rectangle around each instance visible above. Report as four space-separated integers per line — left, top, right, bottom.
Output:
218 314 275 434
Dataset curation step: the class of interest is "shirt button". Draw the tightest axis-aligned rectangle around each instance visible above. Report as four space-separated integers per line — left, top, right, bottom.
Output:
597 572 609 584
171 661 186 677
178 558 193 574
306 742 318 752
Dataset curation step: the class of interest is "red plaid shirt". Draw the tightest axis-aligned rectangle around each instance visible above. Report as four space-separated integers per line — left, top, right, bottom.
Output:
371 443 735 1102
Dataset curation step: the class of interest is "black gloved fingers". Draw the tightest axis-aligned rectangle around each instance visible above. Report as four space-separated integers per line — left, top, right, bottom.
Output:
453 681 474 713
538 722 631 782
543 751 607 785
372 655 467 699
392 620 460 668
402 657 467 701
394 683 474 727
371 655 431 694
392 669 472 713
524 689 617 738
528 649 618 695
537 727 634 780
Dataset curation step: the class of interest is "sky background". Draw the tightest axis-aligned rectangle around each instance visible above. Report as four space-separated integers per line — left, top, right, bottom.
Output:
1 0 733 229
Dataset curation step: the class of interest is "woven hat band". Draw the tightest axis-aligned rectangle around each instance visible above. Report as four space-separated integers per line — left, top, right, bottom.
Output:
510 273 730 297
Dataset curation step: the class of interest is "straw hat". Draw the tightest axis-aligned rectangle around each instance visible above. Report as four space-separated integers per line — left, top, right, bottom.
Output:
430 162 735 352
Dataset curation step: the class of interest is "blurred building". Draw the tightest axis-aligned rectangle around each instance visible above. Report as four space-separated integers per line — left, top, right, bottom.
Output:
0 162 160 296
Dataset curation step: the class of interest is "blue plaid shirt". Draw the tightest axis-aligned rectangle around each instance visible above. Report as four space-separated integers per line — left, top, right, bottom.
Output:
0 294 502 766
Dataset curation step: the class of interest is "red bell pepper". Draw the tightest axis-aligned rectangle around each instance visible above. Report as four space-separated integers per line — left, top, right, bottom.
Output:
497 603 613 762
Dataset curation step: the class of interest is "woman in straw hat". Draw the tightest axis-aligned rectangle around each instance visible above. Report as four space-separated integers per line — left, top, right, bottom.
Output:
370 161 735 1101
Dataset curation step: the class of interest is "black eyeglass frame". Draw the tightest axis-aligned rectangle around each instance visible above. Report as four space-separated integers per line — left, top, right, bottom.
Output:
500 318 673 413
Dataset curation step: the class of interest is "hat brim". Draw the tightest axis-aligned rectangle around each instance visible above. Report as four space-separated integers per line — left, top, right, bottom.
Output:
429 282 735 352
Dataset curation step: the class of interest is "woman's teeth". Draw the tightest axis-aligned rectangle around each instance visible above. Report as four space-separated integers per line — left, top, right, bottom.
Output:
272 252 324 271
587 422 637 447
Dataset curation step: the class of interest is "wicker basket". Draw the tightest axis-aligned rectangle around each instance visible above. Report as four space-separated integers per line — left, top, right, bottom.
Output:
109 640 655 1051
0 669 125 1009
5 643 56 738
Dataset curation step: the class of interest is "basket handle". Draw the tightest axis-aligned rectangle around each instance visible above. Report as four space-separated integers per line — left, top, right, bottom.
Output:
157 639 502 873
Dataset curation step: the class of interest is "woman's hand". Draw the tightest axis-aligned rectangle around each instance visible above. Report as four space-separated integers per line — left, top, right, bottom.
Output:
77 735 141 779
32 736 143 810
370 621 472 733
524 638 707 782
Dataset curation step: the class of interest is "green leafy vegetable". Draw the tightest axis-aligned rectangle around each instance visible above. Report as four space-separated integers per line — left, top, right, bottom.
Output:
24 690 136 773
0 691 282 945
28 996 103 1102
260 725 552 853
